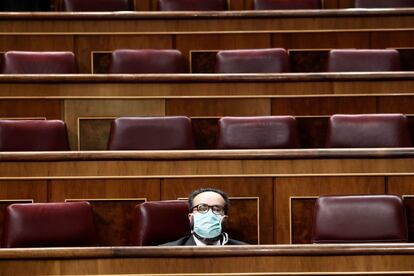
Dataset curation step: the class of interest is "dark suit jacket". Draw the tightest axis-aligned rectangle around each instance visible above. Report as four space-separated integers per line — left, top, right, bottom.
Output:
161 235 247 246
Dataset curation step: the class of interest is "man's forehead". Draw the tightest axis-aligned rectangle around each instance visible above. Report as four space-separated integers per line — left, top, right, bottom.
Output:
193 191 225 205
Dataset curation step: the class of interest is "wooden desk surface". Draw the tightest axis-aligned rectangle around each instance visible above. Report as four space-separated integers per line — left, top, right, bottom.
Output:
1 9 414 33
1 244 414 275
0 72 413 97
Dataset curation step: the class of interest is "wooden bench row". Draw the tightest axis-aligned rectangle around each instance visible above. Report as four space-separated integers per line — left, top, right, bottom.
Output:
1 149 414 245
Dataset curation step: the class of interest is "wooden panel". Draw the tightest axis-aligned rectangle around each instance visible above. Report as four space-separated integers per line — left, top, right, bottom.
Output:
64 99 164 150
161 177 274 244
378 96 414 114
271 97 377 116
79 118 113 150
74 35 174 73
289 50 329 72
67 199 145 246
297 117 329 148
403 196 414 243
176 34 271 61
166 98 271 116
192 118 219 149
291 197 317 244
0 180 47 202
275 176 385 244
0 35 74 51
371 31 414 48
49 179 160 201
0 99 62 119
271 32 370 49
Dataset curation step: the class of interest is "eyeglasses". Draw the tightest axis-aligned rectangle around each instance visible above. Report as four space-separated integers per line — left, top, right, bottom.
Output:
191 203 225 215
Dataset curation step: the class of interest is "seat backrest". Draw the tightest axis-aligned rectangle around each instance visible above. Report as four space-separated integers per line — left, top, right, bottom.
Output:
0 120 70 151
254 0 321 10
327 49 401 72
1 51 77 74
325 114 412 148
107 116 196 150
130 200 191 246
355 0 414 8
312 195 408 243
216 116 300 149
63 0 131 11
215 48 290 73
2 202 97 247
109 49 187 73
158 0 228 11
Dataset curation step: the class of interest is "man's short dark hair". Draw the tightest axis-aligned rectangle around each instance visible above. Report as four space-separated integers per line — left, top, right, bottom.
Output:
188 187 229 215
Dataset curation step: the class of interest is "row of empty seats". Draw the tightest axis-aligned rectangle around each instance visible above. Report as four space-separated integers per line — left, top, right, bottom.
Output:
0 49 405 74
0 114 411 151
2 0 413 11
1 194 408 247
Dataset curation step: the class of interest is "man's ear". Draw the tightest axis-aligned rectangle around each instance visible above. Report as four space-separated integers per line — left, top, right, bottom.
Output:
188 213 194 228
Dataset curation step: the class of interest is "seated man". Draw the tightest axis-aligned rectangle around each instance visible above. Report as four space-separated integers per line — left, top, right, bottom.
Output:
162 188 247 246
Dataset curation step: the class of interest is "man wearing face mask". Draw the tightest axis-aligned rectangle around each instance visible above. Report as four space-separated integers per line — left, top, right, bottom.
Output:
162 188 247 246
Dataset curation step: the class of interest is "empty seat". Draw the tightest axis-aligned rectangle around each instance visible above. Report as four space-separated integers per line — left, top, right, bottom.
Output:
130 200 190 246
107 116 196 150
355 0 414 8
216 116 300 149
158 0 228 11
312 195 408 243
327 49 401 72
215 48 290 73
63 0 131 11
0 120 70 151
2 202 97 247
109 49 187 74
254 0 321 10
325 114 412 148
1 51 77 74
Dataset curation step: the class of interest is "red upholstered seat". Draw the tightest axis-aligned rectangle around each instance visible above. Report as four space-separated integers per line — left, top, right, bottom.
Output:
63 0 131 11
254 0 321 10
109 49 187 74
215 48 290 73
355 0 414 8
216 116 300 149
325 114 412 148
1 51 77 74
2 202 97 248
327 49 401 72
0 120 70 151
158 0 228 11
130 200 190 246
312 195 408 243
107 116 196 150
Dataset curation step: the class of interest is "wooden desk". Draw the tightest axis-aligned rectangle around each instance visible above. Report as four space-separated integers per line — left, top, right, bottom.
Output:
1 244 414 275
0 10 413 72
1 149 414 245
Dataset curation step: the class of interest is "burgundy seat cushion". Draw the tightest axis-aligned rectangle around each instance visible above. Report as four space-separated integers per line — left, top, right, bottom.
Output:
312 195 408 243
325 114 412 148
107 116 196 150
64 0 131 11
109 49 187 73
254 0 321 10
355 0 414 8
215 48 290 73
158 0 228 11
0 120 70 151
1 51 77 74
216 116 300 149
327 49 401 72
2 202 97 247
130 200 190 246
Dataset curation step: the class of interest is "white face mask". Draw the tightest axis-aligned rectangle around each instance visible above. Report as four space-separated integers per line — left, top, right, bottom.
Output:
192 210 224 239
